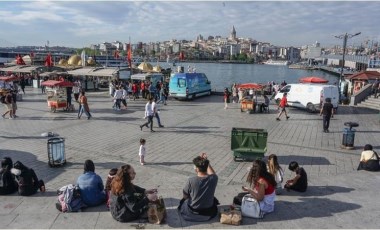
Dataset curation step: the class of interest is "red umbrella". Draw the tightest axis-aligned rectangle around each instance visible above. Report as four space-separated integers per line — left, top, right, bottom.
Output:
237 83 264 90
299 76 328 83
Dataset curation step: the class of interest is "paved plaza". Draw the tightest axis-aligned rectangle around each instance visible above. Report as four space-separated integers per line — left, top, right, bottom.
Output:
0 87 379 229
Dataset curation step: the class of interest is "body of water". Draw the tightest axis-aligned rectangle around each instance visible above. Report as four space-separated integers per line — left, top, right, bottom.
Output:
156 62 339 91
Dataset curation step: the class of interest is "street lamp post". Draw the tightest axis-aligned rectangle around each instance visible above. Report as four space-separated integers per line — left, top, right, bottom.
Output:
334 32 361 100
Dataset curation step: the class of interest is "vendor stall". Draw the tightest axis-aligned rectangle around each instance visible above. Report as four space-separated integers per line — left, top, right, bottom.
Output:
41 80 74 112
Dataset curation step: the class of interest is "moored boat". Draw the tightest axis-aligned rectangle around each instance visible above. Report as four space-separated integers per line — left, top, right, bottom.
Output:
263 59 290 66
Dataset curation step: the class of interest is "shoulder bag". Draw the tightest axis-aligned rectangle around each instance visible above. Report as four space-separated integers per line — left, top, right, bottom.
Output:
241 194 262 218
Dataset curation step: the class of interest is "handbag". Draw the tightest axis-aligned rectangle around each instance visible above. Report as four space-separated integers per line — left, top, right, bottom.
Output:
147 196 166 224
241 194 262 218
220 209 242 225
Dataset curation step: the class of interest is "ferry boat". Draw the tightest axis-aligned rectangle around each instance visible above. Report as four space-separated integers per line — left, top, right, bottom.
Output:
263 59 290 66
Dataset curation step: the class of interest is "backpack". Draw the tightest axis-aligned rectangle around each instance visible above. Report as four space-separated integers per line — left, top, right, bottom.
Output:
57 184 86 212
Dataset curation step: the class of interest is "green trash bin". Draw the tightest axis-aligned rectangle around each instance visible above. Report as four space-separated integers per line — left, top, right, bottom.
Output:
231 128 268 161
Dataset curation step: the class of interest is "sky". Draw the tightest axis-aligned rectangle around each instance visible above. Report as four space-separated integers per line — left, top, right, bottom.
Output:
0 1 379 48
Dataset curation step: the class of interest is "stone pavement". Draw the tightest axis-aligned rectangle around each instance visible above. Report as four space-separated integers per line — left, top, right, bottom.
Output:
0 87 379 229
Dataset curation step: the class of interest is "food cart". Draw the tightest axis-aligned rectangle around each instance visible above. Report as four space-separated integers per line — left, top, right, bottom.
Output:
41 80 74 112
237 83 264 114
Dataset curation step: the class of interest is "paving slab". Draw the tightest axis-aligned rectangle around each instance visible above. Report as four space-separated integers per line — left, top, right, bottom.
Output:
0 87 379 229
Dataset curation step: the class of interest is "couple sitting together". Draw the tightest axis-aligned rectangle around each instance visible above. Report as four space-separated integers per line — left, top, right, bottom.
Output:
108 153 219 222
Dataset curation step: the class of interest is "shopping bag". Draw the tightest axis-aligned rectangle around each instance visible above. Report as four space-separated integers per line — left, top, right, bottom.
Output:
147 196 166 224
241 194 262 218
220 209 242 225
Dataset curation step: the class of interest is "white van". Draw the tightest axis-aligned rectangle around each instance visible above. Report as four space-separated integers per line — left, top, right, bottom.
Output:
274 84 339 112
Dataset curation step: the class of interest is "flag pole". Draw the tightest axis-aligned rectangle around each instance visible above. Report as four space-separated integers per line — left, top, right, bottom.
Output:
129 36 132 76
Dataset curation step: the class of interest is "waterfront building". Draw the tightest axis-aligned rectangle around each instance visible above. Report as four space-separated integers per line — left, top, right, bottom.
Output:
300 41 322 59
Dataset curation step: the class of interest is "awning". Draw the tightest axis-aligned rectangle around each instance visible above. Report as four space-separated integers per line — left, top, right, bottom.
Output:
41 80 74 87
345 71 380 80
0 65 41 73
67 67 127 77
237 83 264 90
0 75 19 82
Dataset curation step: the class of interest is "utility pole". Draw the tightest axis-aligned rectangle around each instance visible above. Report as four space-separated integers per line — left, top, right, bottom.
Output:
334 32 361 100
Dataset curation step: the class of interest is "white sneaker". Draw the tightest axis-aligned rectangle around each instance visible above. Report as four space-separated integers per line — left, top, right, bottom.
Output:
9 117 13 120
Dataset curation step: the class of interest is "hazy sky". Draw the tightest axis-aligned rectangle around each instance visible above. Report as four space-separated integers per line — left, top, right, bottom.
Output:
0 1 379 48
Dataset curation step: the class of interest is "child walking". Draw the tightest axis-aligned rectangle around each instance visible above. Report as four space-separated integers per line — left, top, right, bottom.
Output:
139 138 146 165
267 154 284 195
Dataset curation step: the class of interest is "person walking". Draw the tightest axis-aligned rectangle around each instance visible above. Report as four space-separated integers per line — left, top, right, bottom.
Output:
2 91 13 119
372 78 379 98
319 97 334 133
11 90 18 118
73 81 80 102
138 138 147 165
78 91 92 120
20 77 26 94
140 97 155 132
276 93 289 121
113 87 123 111
152 99 164 128
157 86 167 105
223 87 231 109
231 83 238 103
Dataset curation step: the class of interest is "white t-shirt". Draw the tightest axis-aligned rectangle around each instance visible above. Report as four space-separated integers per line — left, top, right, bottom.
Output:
360 150 378 161
139 145 146 156
122 89 128 99
145 102 154 116
114 89 123 99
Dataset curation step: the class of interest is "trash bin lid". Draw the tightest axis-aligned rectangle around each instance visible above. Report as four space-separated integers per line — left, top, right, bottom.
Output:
344 122 359 130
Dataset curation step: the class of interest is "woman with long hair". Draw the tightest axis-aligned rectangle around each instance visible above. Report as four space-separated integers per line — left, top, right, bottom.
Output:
233 159 276 216
267 154 284 194
109 164 158 222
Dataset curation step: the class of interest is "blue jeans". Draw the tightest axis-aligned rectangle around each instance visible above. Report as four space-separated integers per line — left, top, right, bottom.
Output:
142 115 154 130
323 115 331 131
78 104 91 118
157 94 166 104
155 113 162 126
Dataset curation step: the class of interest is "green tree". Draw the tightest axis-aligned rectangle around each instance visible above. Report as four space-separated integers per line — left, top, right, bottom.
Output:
237 53 247 62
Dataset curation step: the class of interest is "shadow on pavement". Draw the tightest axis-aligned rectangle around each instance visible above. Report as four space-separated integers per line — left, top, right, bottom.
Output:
277 155 331 165
282 185 355 197
0 135 48 139
152 161 193 166
175 126 220 129
0 149 62 185
263 198 361 222
65 161 127 171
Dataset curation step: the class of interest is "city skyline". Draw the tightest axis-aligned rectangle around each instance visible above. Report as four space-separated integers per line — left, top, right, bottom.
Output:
0 1 379 48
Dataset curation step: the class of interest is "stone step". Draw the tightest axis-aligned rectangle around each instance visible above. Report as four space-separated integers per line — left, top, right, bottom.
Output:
356 103 380 110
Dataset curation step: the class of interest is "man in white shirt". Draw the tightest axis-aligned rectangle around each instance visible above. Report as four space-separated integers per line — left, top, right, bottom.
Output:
152 100 164 128
113 87 123 110
140 98 155 132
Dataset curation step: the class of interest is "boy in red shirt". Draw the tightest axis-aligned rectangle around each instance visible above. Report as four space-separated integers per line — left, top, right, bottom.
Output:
276 93 289 121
